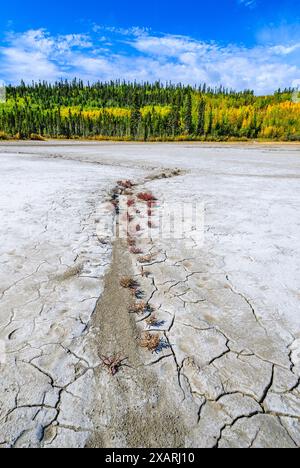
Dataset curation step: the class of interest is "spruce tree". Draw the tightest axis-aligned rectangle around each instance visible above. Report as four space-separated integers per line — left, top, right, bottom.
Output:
183 92 193 135
130 94 141 139
196 97 206 136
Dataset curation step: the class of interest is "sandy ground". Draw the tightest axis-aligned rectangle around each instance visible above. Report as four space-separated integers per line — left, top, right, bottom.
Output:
0 141 299 448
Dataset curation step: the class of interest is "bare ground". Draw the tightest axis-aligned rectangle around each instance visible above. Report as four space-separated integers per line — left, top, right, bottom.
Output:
88 238 186 448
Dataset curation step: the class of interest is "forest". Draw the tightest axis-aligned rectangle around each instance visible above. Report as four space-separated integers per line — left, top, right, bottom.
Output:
0 80 299 141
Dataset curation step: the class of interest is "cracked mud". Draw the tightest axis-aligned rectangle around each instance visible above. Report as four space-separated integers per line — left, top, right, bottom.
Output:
0 141 299 448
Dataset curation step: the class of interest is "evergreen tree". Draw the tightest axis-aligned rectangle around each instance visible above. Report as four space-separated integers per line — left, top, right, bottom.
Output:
0 80 298 141
183 92 193 135
130 94 141 138
196 97 206 136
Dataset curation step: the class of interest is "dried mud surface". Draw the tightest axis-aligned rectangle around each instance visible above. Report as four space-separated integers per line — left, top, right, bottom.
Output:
0 141 299 448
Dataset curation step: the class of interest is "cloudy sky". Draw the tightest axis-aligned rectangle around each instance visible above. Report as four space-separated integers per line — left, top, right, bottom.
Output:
0 0 299 94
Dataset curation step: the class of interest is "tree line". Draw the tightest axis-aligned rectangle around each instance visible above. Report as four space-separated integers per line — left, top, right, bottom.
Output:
0 80 299 141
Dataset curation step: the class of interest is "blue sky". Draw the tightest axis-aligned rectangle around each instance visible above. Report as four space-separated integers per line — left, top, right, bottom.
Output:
0 0 300 93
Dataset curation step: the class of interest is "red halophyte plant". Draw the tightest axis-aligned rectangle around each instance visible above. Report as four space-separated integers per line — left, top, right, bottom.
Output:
127 213 134 223
130 247 143 255
147 209 152 217
118 180 134 189
100 353 128 376
127 199 135 207
137 192 157 202
127 238 136 247
148 220 155 228
136 224 141 232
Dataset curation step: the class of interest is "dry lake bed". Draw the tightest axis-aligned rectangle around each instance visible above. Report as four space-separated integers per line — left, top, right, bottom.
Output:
0 141 299 448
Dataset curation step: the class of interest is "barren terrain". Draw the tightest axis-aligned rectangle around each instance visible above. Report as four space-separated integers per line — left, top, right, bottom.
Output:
0 141 299 448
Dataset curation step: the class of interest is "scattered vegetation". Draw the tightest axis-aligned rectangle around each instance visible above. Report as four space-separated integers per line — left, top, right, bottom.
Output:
117 180 134 189
0 131 9 140
100 353 128 376
120 276 139 290
30 133 46 141
146 315 165 328
137 253 156 264
129 301 153 315
130 247 143 255
127 237 136 247
139 332 171 354
137 192 157 202
127 213 134 223
139 332 161 352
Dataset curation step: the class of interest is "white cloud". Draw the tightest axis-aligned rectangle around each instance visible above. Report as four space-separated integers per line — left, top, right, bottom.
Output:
0 27 299 94
238 0 257 8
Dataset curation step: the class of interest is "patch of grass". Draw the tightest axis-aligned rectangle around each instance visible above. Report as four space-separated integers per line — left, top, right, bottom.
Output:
0 131 9 140
30 133 46 141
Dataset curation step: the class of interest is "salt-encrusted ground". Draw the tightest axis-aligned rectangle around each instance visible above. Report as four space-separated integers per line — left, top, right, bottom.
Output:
0 142 299 448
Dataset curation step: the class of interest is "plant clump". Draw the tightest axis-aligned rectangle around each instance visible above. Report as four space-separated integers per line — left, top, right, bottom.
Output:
118 180 134 189
137 253 156 264
100 353 128 376
130 247 143 255
137 192 157 202
129 301 150 315
139 332 161 352
146 314 165 328
127 237 136 247
120 276 139 290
